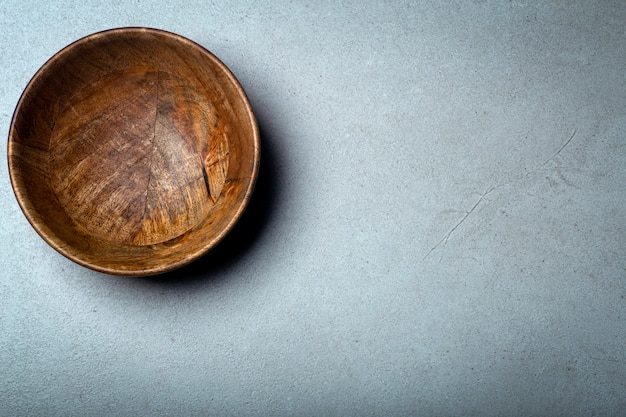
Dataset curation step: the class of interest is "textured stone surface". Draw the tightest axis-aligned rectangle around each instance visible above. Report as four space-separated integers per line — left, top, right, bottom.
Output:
1 1 625 416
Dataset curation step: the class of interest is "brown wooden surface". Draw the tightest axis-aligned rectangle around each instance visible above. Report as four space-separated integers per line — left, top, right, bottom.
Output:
8 28 260 276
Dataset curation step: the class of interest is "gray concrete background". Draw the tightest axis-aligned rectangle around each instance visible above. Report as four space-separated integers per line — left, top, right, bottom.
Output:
1 1 625 416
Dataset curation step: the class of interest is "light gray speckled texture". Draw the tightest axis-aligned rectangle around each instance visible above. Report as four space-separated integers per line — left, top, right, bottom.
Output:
1 1 625 416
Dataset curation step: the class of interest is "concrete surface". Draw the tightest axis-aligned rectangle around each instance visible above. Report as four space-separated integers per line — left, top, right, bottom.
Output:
1 1 625 416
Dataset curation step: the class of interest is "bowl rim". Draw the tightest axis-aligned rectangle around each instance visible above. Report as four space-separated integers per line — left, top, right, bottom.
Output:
8 27 261 276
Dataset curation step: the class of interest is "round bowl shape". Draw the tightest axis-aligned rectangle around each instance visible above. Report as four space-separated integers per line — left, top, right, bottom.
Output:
8 28 260 276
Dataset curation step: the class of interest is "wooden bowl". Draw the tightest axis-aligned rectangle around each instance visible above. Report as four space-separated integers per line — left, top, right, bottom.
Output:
8 28 260 276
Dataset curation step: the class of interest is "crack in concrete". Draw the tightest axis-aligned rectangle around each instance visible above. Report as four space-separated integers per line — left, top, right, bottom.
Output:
423 128 578 260
541 128 577 169
423 187 495 260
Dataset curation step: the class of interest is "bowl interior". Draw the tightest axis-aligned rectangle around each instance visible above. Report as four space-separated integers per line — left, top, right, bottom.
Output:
8 28 259 276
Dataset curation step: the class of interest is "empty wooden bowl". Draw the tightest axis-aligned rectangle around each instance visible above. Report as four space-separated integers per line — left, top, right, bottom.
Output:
8 28 260 276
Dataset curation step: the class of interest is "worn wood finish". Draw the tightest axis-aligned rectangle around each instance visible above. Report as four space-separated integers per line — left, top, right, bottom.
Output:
8 28 260 276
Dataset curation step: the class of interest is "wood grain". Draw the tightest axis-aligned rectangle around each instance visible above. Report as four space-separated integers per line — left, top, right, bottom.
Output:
8 28 260 276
